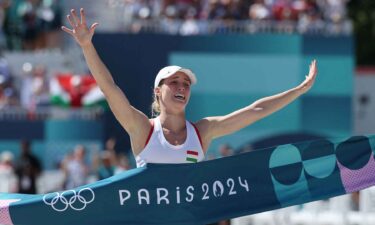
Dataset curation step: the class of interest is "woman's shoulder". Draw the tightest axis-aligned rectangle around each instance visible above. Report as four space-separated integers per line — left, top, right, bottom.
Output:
192 117 213 128
190 118 212 138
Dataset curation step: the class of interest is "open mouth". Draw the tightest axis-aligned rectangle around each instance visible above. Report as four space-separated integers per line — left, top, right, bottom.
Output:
174 93 186 101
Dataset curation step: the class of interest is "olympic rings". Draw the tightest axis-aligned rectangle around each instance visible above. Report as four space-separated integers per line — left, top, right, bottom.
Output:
43 188 95 212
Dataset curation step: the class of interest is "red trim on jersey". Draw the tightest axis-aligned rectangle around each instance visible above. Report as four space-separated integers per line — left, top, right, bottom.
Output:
190 122 203 149
144 120 154 147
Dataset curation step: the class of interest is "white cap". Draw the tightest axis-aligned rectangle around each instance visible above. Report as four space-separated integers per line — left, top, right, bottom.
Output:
0 151 14 163
154 65 197 88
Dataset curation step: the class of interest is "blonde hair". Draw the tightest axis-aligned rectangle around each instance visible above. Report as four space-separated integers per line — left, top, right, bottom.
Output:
151 80 163 117
151 93 160 117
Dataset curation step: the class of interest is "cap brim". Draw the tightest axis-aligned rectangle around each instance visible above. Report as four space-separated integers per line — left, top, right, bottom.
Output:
178 68 197 85
154 67 197 88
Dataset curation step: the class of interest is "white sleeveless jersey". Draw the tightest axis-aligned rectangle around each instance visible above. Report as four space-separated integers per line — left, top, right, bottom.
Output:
135 117 205 167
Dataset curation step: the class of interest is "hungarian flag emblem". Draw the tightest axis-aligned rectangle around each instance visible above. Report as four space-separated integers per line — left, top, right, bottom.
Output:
186 150 199 163
50 73 107 108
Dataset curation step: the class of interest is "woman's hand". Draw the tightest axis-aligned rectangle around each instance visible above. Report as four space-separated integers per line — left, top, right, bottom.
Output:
61 8 99 47
297 59 318 94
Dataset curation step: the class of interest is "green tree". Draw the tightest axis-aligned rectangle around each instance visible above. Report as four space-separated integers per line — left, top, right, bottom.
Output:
348 0 375 65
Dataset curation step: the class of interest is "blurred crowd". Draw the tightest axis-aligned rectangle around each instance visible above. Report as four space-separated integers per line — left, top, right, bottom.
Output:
114 0 348 22
0 58 107 116
0 60 52 111
0 138 131 194
0 0 62 51
60 138 131 190
108 0 350 34
0 0 351 52
0 0 63 110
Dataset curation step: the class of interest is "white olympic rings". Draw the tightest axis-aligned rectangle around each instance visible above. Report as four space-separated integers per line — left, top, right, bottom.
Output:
43 188 95 212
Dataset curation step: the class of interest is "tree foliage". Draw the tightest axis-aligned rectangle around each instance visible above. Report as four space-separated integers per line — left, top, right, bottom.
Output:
348 0 375 65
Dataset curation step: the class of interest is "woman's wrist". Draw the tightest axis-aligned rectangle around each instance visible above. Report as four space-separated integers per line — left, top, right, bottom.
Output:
80 41 94 50
293 85 306 96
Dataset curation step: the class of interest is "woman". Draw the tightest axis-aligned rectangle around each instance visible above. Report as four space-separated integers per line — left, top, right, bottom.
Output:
62 8 317 168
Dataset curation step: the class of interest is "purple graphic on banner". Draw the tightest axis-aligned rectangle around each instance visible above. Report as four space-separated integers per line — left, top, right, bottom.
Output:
0 199 20 225
338 153 375 193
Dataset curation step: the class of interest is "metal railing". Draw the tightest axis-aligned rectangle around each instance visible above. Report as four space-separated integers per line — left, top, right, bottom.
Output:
116 19 353 36
0 106 105 121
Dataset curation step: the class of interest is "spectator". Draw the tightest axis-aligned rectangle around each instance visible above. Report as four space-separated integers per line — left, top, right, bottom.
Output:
3 0 24 50
20 62 49 111
0 77 9 108
37 0 63 49
15 140 42 194
18 0 42 50
114 153 131 174
105 136 117 152
272 0 300 21
208 0 233 20
179 7 199 35
162 0 198 19
133 0 154 20
20 62 34 109
104 137 120 164
0 79 19 108
297 5 324 33
0 52 17 108
69 75 88 108
62 145 89 189
218 143 234 157
0 151 18 193
30 64 50 107
0 0 11 50
320 0 348 23
249 0 271 20
0 53 10 81
161 4 181 34
97 151 116 180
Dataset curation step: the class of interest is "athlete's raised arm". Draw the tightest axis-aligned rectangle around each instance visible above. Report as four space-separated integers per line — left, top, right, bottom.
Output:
61 8 150 154
195 60 318 152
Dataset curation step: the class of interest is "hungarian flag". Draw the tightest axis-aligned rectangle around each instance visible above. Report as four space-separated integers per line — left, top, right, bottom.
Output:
50 73 107 108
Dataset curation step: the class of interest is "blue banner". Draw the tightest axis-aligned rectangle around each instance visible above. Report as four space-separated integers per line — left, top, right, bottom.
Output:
1 135 375 225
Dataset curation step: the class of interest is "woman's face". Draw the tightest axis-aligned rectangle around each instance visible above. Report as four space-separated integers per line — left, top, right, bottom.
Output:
157 72 192 113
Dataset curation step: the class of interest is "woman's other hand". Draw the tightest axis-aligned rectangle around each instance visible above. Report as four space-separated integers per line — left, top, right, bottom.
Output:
298 59 318 94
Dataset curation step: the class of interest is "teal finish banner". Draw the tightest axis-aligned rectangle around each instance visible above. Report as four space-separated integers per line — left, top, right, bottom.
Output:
1 135 375 225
